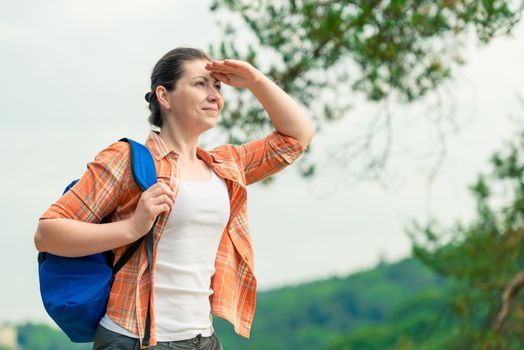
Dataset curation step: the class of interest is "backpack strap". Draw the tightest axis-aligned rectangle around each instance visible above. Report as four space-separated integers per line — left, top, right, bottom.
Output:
114 138 156 346
111 138 157 278
119 138 157 191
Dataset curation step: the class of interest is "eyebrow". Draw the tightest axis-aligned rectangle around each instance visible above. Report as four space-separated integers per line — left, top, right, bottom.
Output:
193 75 221 84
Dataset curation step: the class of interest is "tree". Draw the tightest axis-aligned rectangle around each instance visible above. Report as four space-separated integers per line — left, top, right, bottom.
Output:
207 0 523 183
409 128 524 349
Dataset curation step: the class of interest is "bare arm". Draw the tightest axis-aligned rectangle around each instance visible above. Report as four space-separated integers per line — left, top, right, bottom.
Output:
35 182 175 258
206 59 316 148
246 73 316 147
34 218 136 257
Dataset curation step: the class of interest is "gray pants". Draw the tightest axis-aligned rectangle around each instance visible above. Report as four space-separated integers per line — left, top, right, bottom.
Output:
92 324 225 350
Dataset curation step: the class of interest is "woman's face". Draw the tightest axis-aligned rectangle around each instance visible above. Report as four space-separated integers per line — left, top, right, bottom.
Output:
162 59 224 132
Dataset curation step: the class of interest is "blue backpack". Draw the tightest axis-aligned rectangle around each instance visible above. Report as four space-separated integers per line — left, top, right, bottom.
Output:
38 138 157 344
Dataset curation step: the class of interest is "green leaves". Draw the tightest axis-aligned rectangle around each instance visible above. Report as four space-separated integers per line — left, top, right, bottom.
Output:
409 130 524 347
208 0 522 179
211 0 520 102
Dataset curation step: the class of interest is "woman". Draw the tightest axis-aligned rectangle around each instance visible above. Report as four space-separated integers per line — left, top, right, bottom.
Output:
34 47 315 350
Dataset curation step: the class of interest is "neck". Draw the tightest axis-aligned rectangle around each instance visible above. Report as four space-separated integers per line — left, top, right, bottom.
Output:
157 127 201 162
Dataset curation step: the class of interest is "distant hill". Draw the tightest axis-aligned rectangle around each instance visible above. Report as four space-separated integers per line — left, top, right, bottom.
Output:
7 257 456 350
213 257 455 350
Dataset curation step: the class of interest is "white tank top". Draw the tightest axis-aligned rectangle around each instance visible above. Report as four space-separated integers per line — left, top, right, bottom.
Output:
100 167 230 341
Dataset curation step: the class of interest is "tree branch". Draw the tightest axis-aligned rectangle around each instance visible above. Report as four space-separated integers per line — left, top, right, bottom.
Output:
493 271 524 332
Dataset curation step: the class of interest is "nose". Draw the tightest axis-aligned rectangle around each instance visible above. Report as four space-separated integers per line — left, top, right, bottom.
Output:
207 86 221 102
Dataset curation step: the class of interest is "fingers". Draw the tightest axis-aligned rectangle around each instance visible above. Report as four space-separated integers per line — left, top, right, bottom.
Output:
223 59 243 67
211 59 243 66
211 72 230 82
150 194 174 209
147 182 176 202
151 202 172 215
206 60 242 73
207 65 236 74
130 182 176 238
139 190 173 220
146 183 175 214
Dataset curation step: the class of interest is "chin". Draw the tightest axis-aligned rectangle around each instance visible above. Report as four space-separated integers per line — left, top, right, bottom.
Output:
199 120 217 133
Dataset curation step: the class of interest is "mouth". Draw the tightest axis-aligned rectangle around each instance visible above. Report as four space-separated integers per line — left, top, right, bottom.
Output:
202 107 218 111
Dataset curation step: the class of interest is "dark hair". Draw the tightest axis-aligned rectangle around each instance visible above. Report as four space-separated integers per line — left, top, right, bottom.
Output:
145 47 211 129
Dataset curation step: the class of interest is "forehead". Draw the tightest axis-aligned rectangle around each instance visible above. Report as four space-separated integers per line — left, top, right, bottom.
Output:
182 59 217 81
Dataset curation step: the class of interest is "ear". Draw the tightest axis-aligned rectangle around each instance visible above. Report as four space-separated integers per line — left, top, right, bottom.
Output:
156 85 171 111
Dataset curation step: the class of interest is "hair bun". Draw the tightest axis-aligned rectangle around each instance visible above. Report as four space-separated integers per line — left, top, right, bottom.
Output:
145 91 152 103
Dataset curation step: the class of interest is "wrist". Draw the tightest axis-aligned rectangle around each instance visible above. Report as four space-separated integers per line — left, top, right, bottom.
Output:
246 70 267 91
121 217 139 243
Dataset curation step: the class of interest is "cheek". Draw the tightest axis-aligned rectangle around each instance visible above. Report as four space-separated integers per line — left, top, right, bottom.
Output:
178 92 200 109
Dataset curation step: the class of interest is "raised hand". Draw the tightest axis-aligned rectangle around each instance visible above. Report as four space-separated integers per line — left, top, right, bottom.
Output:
205 59 263 89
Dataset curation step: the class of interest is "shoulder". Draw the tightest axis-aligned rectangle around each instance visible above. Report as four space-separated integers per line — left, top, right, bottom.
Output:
93 140 131 164
87 140 132 183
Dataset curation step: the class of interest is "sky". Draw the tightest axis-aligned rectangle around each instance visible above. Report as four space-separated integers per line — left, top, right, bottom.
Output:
1 0 524 325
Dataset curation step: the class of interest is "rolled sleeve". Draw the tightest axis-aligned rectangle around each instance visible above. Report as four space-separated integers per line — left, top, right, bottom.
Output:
267 129 307 164
40 141 130 223
234 129 306 185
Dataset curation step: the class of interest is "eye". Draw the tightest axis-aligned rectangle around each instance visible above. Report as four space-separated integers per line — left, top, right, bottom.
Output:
215 84 222 91
197 81 205 86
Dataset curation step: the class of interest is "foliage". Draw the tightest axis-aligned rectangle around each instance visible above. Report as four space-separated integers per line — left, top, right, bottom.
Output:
409 130 524 349
208 0 523 180
10 258 470 349
20 131 524 348
213 257 453 350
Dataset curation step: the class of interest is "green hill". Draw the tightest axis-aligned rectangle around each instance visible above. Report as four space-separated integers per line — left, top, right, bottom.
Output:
213 257 455 350
7 257 455 350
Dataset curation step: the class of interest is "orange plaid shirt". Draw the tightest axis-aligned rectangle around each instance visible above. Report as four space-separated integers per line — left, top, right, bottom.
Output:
40 129 306 348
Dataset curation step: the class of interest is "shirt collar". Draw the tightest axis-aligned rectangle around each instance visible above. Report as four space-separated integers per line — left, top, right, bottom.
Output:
145 130 223 164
